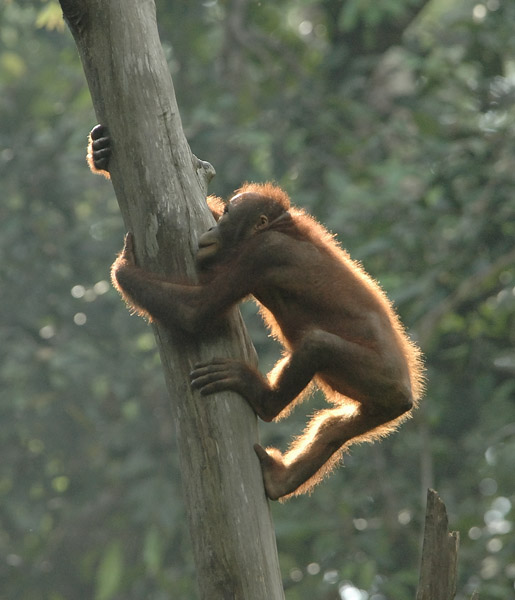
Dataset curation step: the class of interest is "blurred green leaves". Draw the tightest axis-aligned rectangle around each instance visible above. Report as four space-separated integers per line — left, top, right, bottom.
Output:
1 0 514 598
95 541 124 600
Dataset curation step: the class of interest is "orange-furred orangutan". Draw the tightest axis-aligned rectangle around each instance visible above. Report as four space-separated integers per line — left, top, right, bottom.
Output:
89 126 424 500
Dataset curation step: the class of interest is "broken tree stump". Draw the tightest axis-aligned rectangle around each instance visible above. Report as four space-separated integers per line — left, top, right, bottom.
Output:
416 489 460 600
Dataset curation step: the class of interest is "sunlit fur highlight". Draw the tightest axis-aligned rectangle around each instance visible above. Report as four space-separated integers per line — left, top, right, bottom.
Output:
234 182 291 213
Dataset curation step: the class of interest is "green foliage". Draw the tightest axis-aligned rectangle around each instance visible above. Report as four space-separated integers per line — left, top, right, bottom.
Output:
95 541 124 600
1 0 514 598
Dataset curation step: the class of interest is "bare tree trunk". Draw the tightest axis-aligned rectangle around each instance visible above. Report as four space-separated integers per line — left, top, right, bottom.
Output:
58 1 284 598
416 489 459 600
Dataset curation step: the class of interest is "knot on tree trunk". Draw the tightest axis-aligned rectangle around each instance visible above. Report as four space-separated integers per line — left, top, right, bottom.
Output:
59 0 88 35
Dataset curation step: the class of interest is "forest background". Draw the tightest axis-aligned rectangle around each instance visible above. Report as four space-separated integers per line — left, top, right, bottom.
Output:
1 1 514 599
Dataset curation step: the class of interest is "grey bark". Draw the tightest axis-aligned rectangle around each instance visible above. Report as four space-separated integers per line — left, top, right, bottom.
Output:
58 1 284 598
416 489 460 600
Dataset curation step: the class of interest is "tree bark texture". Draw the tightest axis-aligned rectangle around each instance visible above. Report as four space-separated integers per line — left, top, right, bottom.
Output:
416 489 459 600
59 1 284 598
